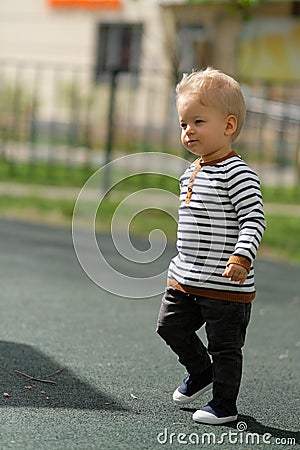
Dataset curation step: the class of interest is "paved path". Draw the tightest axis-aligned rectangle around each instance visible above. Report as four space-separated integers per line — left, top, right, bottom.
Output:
0 218 299 449
0 181 300 217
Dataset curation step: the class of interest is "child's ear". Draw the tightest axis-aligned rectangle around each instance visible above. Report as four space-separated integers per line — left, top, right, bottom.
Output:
224 115 237 136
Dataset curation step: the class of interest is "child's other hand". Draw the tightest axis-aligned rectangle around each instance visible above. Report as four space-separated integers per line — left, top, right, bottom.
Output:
222 264 248 285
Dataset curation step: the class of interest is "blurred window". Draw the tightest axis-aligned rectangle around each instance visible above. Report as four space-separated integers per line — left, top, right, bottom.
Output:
95 23 143 80
177 24 210 73
291 1 300 16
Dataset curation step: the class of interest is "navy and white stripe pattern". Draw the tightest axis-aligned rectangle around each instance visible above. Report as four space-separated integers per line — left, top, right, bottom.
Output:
168 155 266 296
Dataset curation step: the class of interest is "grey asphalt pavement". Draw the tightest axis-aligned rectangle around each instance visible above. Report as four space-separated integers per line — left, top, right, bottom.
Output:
0 218 299 450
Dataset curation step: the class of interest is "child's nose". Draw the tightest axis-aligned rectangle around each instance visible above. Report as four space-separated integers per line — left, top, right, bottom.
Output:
186 124 195 134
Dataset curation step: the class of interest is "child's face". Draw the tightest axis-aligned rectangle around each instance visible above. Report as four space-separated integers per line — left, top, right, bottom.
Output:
177 94 235 161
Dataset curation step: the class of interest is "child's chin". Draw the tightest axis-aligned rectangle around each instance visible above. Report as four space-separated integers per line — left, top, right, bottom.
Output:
186 148 202 156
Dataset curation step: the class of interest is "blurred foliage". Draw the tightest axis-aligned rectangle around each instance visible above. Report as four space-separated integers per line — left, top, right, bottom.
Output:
0 159 94 186
0 78 32 114
261 214 300 264
187 0 267 19
261 185 300 205
187 0 265 5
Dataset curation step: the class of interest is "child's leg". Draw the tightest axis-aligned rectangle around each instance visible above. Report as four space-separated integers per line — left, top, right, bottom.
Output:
200 298 251 400
156 288 211 375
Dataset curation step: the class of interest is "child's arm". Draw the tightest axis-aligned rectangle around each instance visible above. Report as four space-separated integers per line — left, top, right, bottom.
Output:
225 162 266 283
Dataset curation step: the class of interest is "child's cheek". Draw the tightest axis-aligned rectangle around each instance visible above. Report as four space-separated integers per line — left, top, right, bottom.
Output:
180 131 185 145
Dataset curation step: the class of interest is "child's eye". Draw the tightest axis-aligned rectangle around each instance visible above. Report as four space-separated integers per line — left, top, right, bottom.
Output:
180 123 187 129
195 119 204 124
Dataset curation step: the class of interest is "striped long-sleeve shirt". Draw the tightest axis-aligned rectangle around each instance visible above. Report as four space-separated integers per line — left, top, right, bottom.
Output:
167 151 266 303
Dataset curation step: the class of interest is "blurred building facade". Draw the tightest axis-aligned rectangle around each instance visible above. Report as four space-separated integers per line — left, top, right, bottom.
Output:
1 0 300 81
0 0 300 81
0 0 300 185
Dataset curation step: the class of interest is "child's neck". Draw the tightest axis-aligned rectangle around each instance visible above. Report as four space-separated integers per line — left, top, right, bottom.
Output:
200 148 233 164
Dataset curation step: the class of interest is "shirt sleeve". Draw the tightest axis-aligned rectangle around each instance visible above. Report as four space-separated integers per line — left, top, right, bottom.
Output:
226 161 266 268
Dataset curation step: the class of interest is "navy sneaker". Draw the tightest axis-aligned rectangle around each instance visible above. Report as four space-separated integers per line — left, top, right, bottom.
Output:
173 365 213 405
193 397 238 424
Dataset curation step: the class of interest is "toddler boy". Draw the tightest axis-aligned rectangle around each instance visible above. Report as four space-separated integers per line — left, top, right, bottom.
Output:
157 67 266 424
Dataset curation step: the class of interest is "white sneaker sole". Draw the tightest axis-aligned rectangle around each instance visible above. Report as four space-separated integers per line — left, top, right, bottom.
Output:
173 382 213 405
193 409 238 424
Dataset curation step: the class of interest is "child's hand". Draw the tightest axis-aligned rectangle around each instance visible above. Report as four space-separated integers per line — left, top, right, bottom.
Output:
222 264 248 285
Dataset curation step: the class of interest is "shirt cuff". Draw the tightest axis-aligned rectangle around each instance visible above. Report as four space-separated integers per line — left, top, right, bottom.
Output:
226 255 251 273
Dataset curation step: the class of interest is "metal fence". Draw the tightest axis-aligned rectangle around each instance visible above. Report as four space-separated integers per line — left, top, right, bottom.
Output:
0 59 299 187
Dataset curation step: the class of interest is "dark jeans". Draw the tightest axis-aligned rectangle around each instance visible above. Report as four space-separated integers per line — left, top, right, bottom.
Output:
156 288 251 400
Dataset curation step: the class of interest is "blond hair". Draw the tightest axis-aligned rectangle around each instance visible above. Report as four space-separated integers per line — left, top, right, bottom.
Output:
176 67 246 141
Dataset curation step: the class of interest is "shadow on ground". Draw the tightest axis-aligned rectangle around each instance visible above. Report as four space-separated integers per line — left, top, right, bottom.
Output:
182 408 299 444
0 341 126 411
231 415 299 444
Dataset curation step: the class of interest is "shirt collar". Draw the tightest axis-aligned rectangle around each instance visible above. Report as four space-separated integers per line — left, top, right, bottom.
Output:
194 150 238 167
